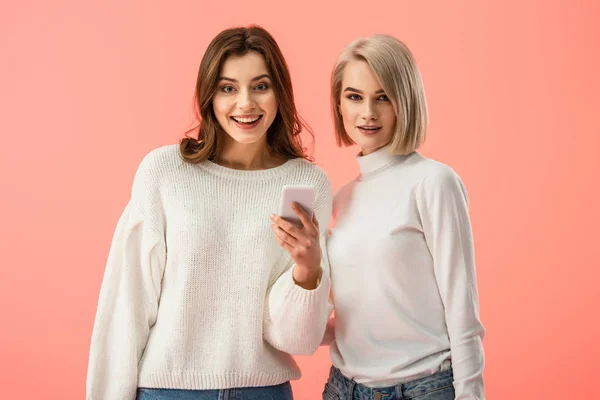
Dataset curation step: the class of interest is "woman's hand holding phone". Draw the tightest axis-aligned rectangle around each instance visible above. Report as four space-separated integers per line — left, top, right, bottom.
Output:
270 203 322 290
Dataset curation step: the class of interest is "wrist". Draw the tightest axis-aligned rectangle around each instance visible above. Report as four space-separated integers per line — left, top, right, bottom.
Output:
292 265 322 290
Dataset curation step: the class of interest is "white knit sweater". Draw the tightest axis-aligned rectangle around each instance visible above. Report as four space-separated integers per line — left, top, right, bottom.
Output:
86 144 333 400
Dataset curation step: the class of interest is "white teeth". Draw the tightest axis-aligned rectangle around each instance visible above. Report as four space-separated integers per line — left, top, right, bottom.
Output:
359 126 380 130
232 116 260 123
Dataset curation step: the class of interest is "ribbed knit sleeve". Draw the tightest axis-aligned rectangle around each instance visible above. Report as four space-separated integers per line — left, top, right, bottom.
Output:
263 171 333 355
86 152 167 400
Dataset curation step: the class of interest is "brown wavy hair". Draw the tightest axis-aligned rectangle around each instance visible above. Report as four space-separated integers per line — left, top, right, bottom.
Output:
180 25 313 163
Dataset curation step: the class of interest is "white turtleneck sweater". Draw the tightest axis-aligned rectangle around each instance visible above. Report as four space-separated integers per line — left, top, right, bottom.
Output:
86 144 333 400
326 146 485 399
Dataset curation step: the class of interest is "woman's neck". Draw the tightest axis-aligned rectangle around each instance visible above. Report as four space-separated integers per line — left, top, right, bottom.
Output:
213 136 285 170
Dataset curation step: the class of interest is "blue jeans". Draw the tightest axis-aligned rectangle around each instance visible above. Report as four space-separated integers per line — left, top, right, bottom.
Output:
323 366 455 400
137 382 293 400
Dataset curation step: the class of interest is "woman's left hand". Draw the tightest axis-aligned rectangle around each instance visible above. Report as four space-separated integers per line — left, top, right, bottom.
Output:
270 203 322 289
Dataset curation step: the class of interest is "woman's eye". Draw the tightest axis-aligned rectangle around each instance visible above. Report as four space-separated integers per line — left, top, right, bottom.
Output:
347 94 361 101
221 85 235 93
378 95 390 101
255 83 269 91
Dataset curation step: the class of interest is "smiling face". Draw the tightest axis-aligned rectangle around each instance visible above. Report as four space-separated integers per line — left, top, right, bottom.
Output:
338 59 397 156
212 51 278 147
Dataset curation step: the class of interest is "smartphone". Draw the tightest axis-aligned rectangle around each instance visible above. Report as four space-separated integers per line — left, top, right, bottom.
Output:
278 185 316 227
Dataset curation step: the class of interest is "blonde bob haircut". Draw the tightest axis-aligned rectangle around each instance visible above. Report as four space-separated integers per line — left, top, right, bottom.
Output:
331 35 428 155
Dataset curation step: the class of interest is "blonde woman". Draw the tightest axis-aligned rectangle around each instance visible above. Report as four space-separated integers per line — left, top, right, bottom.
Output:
322 35 485 400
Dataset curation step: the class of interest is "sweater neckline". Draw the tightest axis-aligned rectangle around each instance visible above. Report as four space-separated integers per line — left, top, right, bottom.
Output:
356 146 414 180
198 157 304 181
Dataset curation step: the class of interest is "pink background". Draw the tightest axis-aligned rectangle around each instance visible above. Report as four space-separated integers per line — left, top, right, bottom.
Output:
1 0 599 398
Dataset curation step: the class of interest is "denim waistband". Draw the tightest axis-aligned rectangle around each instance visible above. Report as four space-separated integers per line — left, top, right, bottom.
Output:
328 366 454 400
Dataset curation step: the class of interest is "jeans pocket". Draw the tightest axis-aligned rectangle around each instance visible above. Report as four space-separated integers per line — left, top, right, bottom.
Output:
322 383 341 400
409 384 455 400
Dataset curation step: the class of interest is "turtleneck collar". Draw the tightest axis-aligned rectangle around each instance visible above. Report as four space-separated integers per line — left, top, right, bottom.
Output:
356 145 413 179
